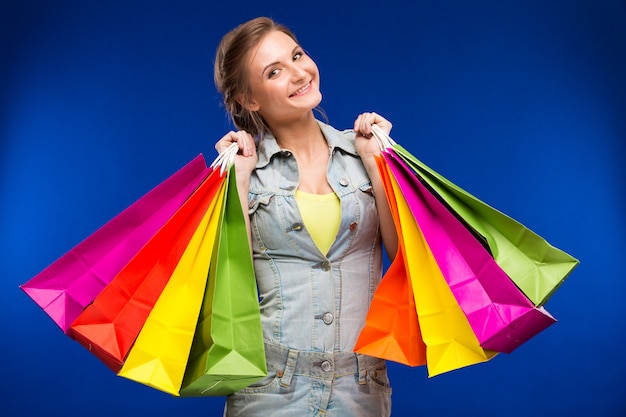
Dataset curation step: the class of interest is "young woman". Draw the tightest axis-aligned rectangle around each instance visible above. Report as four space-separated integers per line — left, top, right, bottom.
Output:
214 17 398 416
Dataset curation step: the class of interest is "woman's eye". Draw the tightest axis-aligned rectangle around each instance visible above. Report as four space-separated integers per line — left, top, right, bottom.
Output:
293 51 303 61
269 68 280 78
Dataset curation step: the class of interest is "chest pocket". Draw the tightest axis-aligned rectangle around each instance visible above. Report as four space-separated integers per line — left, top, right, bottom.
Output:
249 193 308 256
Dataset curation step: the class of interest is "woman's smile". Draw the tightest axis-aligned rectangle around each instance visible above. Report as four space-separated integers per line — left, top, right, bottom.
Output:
290 81 312 97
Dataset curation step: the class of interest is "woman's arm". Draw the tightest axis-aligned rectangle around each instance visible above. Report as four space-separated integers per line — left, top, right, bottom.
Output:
353 112 398 260
215 130 258 252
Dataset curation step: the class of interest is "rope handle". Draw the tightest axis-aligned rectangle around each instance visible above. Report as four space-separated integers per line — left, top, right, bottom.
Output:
212 125 393 173
370 124 397 150
209 142 239 175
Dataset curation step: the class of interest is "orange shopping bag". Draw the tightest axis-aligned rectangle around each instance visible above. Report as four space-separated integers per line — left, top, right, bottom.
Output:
354 156 426 366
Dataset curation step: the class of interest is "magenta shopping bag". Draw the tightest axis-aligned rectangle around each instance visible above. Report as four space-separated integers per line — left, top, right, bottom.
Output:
20 155 210 333
384 151 556 353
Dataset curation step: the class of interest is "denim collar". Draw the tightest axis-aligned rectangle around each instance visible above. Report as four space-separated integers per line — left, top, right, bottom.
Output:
256 120 358 169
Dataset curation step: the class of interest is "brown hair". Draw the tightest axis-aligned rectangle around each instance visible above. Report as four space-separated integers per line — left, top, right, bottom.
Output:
214 17 298 138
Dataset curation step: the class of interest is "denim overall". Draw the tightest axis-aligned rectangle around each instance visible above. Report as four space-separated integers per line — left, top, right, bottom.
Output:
224 121 391 417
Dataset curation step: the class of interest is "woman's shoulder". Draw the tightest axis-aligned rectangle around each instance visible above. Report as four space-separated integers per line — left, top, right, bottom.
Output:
317 120 358 156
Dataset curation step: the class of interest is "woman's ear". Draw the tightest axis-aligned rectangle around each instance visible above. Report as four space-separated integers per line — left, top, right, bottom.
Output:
236 93 260 111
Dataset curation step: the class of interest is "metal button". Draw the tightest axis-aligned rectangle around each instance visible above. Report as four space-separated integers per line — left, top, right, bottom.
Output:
313 261 332 271
339 178 349 187
322 312 334 325
321 360 332 372
349 221 358 231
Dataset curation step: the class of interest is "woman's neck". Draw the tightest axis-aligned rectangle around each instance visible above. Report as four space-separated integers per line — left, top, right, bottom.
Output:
270 112 327 158
269 111 333 194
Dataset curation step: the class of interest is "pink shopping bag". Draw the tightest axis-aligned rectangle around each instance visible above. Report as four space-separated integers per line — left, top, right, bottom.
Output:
385 150 556 353
21 155 209 333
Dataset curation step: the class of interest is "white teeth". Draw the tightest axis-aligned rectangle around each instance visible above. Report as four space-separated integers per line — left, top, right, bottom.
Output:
292 82 310 96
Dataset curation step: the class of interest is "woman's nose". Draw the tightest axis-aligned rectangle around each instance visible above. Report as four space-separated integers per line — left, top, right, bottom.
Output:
290 64 307 81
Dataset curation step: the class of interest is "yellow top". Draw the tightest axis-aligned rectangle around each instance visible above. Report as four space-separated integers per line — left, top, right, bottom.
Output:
295 190 341 255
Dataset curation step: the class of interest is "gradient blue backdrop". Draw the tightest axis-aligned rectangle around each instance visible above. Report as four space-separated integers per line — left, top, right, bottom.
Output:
2 1 625 416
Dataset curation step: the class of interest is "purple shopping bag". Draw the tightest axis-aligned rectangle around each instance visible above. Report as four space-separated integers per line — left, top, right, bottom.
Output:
21 155 210 333
384 151 556 353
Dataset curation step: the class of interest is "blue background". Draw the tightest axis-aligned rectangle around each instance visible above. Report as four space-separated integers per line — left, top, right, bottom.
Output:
2 0 625 416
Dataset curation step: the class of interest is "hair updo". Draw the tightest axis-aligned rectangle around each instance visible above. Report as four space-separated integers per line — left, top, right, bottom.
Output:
214 17 298 138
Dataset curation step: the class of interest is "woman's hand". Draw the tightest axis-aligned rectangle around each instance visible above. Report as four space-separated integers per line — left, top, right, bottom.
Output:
353 112 398 260
215 130 257 252
353 112 392 161
215 130 258 177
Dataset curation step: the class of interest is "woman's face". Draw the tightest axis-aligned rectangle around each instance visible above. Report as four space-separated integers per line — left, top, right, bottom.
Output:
245 30 322 125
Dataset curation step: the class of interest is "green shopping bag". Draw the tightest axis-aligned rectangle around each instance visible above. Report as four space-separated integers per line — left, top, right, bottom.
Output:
392 143 579 306
180 165 266 396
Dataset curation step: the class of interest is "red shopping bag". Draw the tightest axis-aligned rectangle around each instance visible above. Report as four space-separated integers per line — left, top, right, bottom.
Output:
21 155 208 333
69 166 223 371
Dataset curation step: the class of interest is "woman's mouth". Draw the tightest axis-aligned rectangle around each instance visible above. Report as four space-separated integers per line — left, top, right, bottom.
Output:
289 82 312 97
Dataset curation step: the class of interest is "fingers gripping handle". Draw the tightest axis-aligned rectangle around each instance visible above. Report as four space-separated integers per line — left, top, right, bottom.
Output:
370 124 397 150
210 142 239 175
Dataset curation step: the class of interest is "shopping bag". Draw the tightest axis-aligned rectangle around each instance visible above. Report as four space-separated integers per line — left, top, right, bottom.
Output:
379 156 496 376
354 255 425 365
388 138 578 306
117 175 226 395
69 167 223 372
385 151 557 353
180 165 266 397
20 155 209 332
354 156 426 367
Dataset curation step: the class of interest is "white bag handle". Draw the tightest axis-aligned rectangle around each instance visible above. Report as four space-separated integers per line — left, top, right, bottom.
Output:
209 142 239 175
370 124 397 150
213 125 392 173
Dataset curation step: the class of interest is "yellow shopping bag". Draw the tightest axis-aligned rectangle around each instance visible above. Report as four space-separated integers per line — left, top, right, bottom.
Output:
117 178 226 395
386 163 497 376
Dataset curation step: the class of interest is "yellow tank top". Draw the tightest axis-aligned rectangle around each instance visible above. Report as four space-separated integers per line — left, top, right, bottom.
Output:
295 190 341 255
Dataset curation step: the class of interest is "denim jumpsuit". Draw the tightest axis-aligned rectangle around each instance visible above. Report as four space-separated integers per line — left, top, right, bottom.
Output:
224 121 391 417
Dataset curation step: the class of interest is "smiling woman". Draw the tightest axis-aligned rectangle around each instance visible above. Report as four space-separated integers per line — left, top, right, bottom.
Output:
243 30 324 135
5 2 625 416
212 17 398 416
